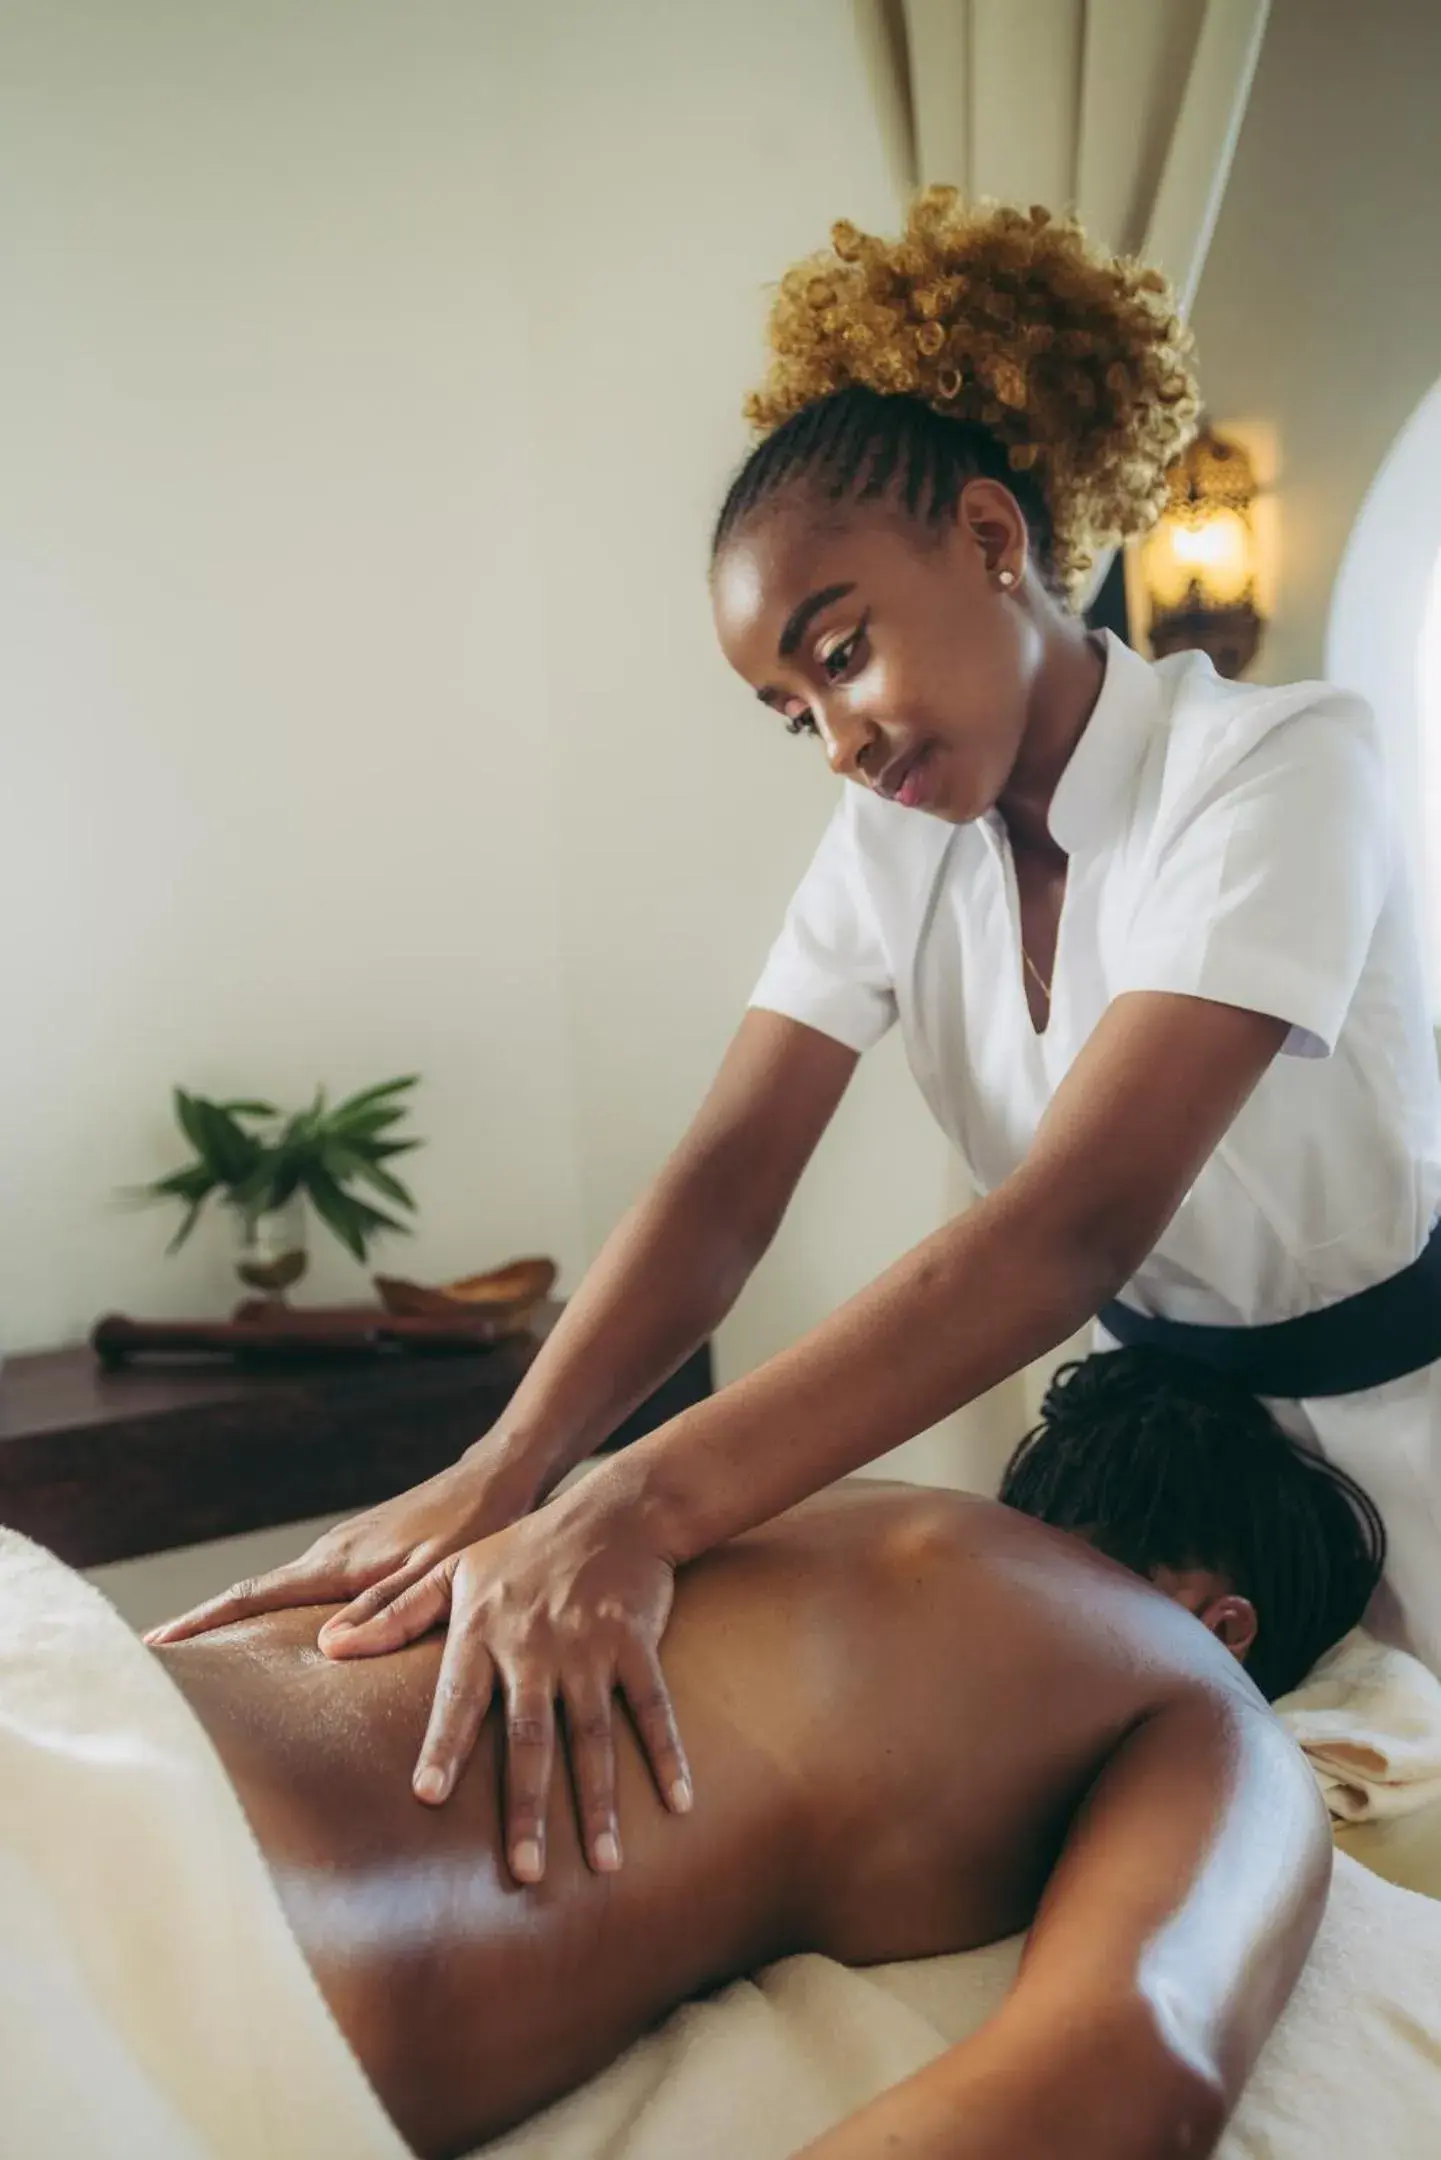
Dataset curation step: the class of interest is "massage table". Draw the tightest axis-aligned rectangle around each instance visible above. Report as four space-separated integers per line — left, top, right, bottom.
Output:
5 1528 1441 2160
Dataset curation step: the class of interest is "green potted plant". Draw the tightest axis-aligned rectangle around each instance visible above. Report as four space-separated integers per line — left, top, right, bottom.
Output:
142 1077 421 1296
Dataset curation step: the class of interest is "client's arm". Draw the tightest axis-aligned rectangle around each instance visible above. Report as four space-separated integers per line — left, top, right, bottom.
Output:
797 1681 1330 2160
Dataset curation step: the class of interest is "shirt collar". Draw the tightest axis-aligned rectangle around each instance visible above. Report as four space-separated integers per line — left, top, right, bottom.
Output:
1044 630 1161 856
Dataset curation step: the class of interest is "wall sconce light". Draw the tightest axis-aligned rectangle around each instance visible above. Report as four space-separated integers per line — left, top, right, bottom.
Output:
1140 423 1266 679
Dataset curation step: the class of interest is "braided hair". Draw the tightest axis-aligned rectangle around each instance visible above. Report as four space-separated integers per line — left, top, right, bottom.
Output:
712 189 1199 600
999 1348 1386 1700
713 386 1065 591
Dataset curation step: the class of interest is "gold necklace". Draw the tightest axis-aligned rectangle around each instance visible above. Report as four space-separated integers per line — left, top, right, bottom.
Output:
1020 944 1052 1009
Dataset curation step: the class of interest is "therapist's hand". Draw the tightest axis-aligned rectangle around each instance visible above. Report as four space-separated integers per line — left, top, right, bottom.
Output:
319 1484 692 1883
143 1444 539 1647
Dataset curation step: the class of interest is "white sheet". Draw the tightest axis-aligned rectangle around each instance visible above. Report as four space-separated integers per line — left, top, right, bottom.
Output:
0 1529 408 2160
473 1848 1441 2159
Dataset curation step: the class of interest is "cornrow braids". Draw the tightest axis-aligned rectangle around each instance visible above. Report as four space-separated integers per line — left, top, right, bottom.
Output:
999 1348 1386 1700
711 386 1063 591
715 188 1200 600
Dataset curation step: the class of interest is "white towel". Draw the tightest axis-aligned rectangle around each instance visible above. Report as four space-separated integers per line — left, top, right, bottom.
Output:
1275 1625 1441 1821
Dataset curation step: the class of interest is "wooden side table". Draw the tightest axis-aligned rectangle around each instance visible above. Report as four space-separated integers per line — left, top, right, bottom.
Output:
0 1304 713 1568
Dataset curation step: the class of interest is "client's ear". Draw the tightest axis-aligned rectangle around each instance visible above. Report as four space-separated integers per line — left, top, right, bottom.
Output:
1151 1566 1259 1667
1198 1592 1258 1666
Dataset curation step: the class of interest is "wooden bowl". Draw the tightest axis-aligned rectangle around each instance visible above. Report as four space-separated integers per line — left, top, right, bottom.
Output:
373 1256 557 1322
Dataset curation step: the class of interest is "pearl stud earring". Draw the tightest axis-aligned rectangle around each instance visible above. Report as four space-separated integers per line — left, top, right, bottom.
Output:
998 569 1016 588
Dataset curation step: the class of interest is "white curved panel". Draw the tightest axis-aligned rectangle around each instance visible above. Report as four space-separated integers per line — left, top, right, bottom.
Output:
1326 376 1441 1008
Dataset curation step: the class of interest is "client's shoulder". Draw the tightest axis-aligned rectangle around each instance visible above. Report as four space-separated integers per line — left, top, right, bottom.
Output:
853 1486 1270 1701
760 1477 995 1554
755 1481 1102 1600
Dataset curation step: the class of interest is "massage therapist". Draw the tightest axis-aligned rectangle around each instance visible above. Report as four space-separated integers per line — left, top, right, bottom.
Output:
153 193 1441 1882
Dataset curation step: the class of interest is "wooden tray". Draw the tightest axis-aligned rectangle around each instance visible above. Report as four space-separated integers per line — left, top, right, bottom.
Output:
373 1256 557 1321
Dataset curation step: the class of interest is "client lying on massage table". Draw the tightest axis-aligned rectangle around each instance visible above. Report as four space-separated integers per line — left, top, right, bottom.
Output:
145 1349 1382 2160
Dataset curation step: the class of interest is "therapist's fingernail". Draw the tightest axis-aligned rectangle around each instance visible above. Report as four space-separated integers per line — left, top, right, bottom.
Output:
513 1839 543 1882
669 1776 693 1814
593 1831 621 1871
414 1767 447 1804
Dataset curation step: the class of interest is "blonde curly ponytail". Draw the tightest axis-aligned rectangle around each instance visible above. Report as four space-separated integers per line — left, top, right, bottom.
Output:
717 189 1199 599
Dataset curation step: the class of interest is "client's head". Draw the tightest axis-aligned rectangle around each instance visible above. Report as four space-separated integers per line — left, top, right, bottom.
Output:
999 1348 1386 1699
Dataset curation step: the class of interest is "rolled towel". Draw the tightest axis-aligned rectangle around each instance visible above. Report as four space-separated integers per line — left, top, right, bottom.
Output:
1275 1626 1441 1822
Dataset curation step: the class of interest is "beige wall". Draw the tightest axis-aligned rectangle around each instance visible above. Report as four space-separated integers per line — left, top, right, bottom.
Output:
0 2 588 1346
2 0 1010 1615
1190 0 1441 688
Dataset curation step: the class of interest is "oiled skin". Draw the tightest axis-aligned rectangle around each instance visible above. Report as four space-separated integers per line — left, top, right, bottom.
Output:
157 1485 1268 2158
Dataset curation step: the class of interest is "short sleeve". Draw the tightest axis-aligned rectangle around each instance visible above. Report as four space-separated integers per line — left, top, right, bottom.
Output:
1118 695 1393 1059
749 796 898 1054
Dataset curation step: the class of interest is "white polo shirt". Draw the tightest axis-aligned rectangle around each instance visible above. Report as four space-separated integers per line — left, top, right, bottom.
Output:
751 632 1441 1666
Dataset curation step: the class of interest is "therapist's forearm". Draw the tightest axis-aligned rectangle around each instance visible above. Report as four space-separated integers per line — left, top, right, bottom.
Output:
592 1165 1124 1565
472 1144 785 1502
473 1080 838 1503
470 1014 859 1505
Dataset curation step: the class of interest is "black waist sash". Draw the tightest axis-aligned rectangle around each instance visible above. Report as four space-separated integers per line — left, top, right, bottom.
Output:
1098 1219 1441 1400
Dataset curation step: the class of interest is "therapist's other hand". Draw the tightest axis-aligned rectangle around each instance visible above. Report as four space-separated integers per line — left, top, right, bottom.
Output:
319 1489 692 1883
142 1446 536 1647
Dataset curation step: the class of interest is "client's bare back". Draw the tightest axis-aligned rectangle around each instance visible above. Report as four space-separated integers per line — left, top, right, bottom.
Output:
157 1483 1314 2158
